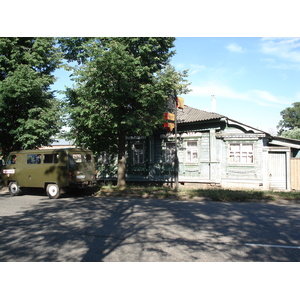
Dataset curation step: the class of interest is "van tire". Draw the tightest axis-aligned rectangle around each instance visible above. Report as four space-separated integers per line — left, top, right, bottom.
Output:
46 183 61 199
8 182 21 196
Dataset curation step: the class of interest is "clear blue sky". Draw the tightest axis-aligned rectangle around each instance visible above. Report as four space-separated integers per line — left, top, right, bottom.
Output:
171 37 300 134
4 0 299 136
53 37 300 135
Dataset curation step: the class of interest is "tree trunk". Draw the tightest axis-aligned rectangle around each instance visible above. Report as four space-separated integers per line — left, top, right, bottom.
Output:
117 129 126 187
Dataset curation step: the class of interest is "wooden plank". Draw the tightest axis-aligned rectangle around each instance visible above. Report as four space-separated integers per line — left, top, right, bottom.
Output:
291 158 300 190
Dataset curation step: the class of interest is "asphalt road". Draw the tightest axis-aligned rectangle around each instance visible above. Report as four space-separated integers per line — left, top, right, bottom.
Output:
1 188 300 262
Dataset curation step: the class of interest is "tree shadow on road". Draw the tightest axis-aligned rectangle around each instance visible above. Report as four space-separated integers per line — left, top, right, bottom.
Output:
1 194 300 262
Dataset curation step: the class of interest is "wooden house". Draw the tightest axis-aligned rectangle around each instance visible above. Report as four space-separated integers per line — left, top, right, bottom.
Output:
97 105 300 191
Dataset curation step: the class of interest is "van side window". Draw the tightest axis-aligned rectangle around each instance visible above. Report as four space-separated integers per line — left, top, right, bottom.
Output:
85 154 92 162
27 154 41 164
44 154 59 164
7 155 17 164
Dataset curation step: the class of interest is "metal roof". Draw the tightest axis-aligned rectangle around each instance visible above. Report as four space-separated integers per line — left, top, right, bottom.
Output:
269 136 300 149
177 105 224 124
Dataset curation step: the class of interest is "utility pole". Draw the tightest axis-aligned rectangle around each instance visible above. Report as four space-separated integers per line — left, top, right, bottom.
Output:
164 94 184 191
174 92 179 191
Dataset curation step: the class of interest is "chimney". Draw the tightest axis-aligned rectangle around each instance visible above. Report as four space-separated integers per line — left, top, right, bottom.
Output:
211 95 216 112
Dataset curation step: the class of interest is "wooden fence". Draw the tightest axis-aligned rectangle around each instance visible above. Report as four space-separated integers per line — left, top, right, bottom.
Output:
291 158 300 190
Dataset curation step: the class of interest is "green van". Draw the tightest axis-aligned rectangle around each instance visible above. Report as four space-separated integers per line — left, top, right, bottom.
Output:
2 148 96 199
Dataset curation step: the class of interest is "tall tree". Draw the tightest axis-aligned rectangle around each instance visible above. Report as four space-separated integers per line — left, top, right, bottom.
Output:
61 37 190 187
0 37 63 156
277 102 300 136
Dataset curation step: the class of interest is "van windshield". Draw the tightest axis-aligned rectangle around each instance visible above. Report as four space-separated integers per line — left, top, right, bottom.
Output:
72 153 92 163
68 153 93 171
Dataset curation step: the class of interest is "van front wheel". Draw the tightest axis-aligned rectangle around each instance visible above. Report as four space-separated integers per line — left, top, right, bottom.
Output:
46 184 61 199
8 182 21 196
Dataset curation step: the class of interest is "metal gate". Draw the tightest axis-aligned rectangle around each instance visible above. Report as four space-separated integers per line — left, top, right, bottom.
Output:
268 152 287 190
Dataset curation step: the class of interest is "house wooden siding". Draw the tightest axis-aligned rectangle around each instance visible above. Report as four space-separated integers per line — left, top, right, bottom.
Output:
217 130 266 190
97 106 300 191
98 127 267 189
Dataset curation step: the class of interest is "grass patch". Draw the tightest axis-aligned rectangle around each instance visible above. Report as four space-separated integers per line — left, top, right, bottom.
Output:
269 191 300 201
96 184 178 199
186 189 272 202
93 182 300 202
96 184 279 202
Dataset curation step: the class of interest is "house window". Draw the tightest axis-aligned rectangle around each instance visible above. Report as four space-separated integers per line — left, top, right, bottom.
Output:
165 142 175 163
186 141 198 163
229 143 253 164
132 143 144 165
99 152 110 165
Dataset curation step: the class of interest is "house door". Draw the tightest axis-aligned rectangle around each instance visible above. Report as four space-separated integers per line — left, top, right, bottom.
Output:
268 152 287 190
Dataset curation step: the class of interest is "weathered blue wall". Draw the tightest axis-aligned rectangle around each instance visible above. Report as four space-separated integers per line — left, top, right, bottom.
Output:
97 122 268 190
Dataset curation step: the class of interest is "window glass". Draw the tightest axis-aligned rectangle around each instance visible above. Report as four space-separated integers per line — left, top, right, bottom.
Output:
98 152 111 164
132 143 144 165
229 143 253 164
7 155 17 164
27 154 41 164
72 154 82 163
165 142 175 163
68 155 76 170
71 153 92 163
44 154 59 163
186 141 198 163
85 154 92 162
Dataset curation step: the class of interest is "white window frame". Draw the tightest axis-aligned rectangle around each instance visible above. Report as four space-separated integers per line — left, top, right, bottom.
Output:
186 140 198 163
229 143 254 164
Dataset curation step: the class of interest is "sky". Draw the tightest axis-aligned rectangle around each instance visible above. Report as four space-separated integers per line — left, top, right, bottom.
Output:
53 37 300 135
170 37 300 134
3 0 299 137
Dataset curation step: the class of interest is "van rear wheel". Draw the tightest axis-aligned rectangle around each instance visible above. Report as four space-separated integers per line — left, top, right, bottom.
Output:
46 183 61 199
8 181 21 196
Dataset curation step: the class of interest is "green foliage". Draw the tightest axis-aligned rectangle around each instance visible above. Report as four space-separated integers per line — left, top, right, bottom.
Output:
0 37 63 155
277 102 300 135
60 37 190 186
61 37 190 152
14 101 64 149
280 127 300 140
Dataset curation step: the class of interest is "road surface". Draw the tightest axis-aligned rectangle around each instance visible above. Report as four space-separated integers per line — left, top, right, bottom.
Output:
1 189 300 261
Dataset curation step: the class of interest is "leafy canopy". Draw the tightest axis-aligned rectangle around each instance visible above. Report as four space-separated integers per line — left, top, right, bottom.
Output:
0 37 63 155
281 127 300 140
277 102 300 137
63 38 190 153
